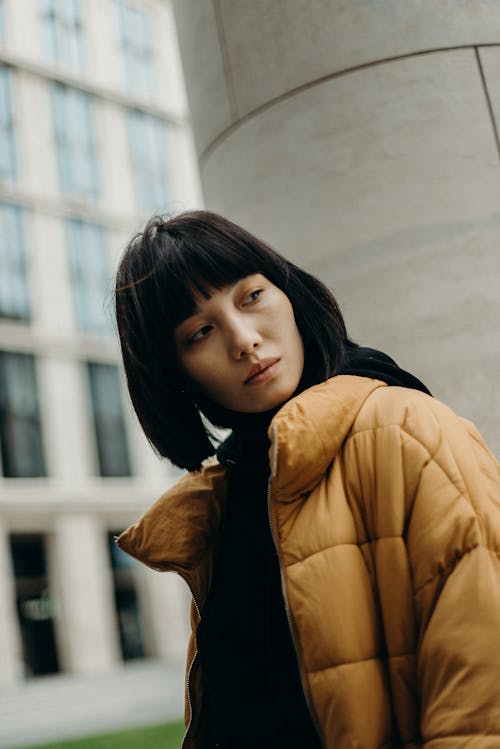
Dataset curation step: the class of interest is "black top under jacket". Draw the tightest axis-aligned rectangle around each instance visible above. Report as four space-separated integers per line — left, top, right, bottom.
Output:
196 346 431 749
197 415 323 749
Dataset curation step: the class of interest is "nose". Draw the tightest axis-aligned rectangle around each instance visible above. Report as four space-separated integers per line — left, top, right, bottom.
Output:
227 318 262 359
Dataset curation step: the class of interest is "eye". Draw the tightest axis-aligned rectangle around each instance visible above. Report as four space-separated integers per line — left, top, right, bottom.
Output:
189 325 212 344
243 289 263 305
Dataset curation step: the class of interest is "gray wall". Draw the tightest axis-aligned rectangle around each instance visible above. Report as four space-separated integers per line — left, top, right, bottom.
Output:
173 0 500 452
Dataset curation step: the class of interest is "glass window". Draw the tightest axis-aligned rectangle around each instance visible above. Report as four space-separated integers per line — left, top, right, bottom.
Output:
87 362 131 477
0 203 29 320
127 109 170 212
10 534 60 677
0 352 46 478
66 218 112 335
51 84 98 199
0 65 16 180
114 0 154 96
108 532 145 660
41 0 84 73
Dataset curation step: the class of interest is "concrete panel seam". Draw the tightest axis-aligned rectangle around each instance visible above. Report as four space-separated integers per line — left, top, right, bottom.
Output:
199 43 500 166
212 0 239 122
475 47 500 163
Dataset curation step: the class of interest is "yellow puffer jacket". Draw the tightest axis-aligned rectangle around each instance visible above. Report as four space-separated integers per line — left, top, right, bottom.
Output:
117 375 500 749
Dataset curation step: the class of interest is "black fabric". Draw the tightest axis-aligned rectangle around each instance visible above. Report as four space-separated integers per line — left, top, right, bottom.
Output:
340 342 432 395
198 420 322 748
198 347 430 748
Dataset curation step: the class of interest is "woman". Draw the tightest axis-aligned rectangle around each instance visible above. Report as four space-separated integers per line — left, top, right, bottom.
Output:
115 211 500 749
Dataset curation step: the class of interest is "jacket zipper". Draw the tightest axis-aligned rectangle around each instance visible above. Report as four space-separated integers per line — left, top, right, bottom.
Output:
266 427 323 741
180 581 201 749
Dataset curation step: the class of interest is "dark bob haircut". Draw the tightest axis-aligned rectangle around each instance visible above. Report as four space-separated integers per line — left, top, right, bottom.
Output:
115 210 351 471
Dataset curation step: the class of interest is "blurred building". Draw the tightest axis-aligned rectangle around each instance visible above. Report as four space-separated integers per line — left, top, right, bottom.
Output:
0 0 201 686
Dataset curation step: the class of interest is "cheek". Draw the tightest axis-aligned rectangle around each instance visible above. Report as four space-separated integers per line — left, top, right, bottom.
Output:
283 309 304 366
177 350 209 390
182 352 228 395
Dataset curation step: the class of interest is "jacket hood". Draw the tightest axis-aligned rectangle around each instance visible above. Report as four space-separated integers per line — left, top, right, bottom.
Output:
267 345 430 501
269 375 386 501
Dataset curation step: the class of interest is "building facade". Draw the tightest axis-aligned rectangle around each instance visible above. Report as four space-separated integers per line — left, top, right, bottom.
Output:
0 0 201 685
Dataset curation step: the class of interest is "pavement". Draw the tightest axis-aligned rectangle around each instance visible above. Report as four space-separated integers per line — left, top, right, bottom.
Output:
0 658 185 748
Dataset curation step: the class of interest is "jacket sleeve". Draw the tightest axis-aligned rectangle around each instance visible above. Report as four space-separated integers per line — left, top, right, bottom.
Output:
405 405 500 747
347 389 500 747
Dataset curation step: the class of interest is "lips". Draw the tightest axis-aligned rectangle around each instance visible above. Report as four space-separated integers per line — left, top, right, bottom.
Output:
244 357 280 384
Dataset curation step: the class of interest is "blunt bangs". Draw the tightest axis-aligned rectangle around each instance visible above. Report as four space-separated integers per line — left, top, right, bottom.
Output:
152 218 284 330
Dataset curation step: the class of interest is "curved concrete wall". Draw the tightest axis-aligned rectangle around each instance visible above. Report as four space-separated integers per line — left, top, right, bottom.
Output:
173 0 500 451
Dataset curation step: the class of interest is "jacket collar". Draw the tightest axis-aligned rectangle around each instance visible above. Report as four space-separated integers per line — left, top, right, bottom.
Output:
269 375 386 501
117 376 387 576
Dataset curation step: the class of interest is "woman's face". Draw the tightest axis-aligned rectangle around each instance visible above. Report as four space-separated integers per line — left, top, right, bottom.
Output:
174 273 304 413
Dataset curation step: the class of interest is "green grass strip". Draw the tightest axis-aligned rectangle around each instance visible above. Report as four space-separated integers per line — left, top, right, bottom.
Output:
19 720 185 749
